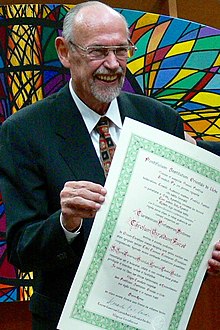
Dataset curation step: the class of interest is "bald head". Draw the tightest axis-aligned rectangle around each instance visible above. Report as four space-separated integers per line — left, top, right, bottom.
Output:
62 1 129 42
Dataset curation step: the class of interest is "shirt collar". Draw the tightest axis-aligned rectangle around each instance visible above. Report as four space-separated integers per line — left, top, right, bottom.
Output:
69 79 122 134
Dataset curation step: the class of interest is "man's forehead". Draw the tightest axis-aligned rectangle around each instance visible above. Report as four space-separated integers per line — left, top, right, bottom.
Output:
75 27 128 47
73 7 127 43
75 4 122 27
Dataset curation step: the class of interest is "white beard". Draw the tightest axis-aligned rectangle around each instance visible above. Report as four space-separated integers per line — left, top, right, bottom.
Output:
90 76 125 103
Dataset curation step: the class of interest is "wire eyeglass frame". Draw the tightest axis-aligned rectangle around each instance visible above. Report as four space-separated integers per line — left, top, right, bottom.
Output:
68 40 137 60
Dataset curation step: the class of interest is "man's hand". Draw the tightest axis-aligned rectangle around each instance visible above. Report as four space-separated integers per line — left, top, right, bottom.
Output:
184 132 197 145
60 181 107 232
208 242 220 275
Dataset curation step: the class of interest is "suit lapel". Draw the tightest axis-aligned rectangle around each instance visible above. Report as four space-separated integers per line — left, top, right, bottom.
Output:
117 92 140 123
52 89 137 186
53 85 105 185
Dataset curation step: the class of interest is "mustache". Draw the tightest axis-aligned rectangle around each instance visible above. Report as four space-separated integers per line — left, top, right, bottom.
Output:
94 67 124 75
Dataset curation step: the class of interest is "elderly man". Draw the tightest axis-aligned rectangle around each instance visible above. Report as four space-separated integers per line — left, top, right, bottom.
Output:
1 2 219 329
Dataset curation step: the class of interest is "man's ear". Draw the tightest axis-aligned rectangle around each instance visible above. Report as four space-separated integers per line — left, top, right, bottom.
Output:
55 37 71 68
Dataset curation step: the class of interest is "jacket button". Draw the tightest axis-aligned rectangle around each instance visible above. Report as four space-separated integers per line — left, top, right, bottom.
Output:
57 252 67 260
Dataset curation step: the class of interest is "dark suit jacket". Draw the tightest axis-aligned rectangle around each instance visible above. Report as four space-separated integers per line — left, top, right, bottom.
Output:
0 84 184 324
197 140 220 156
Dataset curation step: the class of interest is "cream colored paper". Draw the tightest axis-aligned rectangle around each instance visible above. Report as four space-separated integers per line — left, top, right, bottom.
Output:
58 118 220 330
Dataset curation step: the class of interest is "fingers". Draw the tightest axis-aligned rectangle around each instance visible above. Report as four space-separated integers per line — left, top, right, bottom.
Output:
61 181 106 213
208 242 220 276
60 181 107 231
184 132 197 145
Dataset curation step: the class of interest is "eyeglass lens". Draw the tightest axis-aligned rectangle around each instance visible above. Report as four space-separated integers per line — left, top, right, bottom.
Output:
88 46 135 60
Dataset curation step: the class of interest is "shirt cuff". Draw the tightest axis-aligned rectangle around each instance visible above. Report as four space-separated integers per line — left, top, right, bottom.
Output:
60 214 83 243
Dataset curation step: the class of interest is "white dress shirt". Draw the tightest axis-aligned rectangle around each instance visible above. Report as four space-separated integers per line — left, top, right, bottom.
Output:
69 80 122 158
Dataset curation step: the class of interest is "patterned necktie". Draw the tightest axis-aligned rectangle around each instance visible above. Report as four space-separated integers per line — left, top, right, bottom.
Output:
96 116 116 176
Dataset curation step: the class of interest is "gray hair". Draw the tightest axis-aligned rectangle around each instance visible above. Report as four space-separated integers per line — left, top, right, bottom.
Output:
62 1 130 42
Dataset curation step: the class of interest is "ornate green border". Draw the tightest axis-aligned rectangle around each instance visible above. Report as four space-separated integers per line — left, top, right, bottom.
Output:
71 134 220 329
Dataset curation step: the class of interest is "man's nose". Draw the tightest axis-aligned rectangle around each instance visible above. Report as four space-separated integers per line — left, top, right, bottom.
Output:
103 50 120 69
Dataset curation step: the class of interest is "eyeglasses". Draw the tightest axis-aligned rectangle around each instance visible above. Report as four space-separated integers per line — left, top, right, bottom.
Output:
68 40 137 60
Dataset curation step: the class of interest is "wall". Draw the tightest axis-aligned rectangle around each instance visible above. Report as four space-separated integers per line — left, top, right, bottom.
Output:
176 0 220 30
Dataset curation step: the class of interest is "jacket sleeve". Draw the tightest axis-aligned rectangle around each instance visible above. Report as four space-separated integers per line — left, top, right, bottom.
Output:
197 140 220 156
0 117 84 272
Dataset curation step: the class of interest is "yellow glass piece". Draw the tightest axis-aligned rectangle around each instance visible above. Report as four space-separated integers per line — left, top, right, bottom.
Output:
6 4 38 18
194 108 217 114
127 57 145 74
151 61 161 70
205 119 220 135
181 114 202 121
149 71 157 90
194 120 212 132
213 53 220 66
166 40 195 57
136 13 159 29
165 69 198 88
204 137 220 141
20 286 34 301
202 113 219 118
18 271 34 301
192 92 220 106
158 93 185 100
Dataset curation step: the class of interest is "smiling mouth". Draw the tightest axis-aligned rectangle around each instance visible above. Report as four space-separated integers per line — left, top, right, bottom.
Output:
96 74 118 82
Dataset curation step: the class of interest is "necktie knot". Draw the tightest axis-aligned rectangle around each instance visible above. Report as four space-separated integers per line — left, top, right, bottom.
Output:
96 116 110 137
96 116 116 176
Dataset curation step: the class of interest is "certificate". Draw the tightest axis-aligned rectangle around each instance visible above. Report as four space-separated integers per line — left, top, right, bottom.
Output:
58 118 220 330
